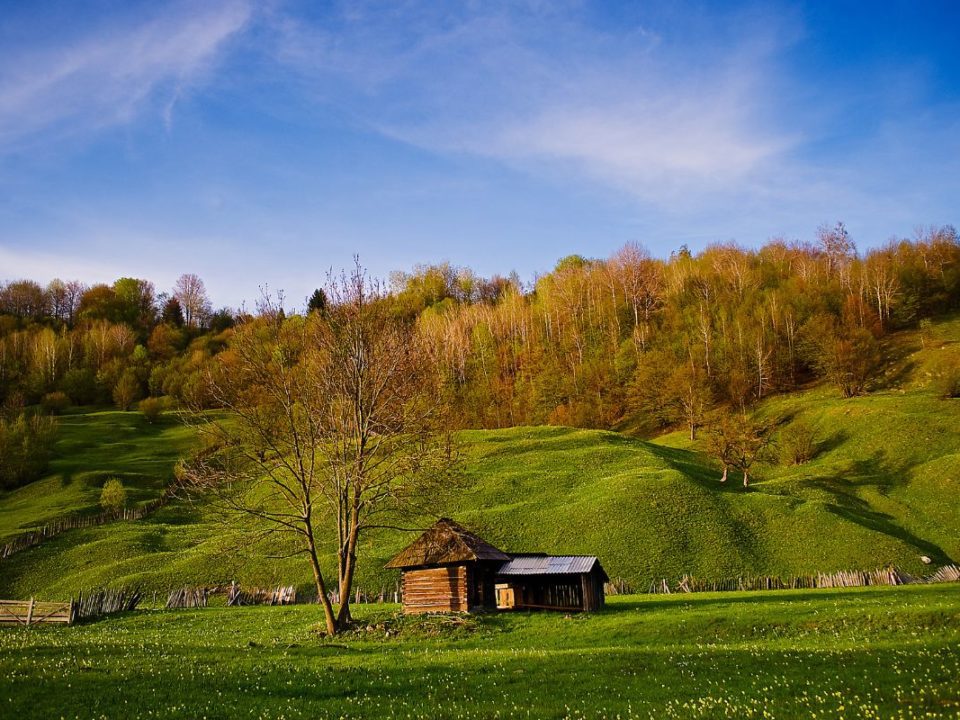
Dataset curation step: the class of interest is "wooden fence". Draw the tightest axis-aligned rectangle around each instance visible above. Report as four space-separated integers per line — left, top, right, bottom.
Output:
1 484 178 560
636 565 960 595
163 582 400 608
0 598 73 626
74 588 142 620
166 587 210 609
226 583 297 606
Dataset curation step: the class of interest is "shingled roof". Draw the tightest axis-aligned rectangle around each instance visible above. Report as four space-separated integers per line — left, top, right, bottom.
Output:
385 518 510 569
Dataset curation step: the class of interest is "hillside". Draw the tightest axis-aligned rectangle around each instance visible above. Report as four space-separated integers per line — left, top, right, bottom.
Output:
0 409 194 542
1 316 959 599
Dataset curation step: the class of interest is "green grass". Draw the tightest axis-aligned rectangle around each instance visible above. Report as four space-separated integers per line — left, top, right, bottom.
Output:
1 585 958 719
1 316 959 599
0 408 195 541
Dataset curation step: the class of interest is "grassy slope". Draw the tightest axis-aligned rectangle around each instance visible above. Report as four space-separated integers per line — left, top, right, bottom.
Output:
1 585 959 719
1 317 959 598
0 409 195 541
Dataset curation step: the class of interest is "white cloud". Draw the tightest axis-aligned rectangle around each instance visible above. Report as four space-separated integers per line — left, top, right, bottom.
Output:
0 1 252 152
269 2 797 209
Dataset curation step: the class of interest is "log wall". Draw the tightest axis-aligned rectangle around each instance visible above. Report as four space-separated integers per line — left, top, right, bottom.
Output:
401 565 468 614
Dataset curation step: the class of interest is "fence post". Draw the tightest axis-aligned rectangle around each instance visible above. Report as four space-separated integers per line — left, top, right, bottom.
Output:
26 597 35 626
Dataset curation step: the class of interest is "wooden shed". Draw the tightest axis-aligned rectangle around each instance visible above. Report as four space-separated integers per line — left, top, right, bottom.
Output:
386 520 608 614
495 554 609 612
385 519 510 614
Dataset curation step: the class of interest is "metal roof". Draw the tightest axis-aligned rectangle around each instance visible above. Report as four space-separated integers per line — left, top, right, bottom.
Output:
497 555 602 576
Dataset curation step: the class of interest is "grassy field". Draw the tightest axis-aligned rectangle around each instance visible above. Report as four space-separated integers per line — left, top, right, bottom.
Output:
1 316 959 599
1 585 958 719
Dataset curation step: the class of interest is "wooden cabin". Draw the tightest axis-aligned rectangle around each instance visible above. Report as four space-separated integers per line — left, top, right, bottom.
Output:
386 519 608 614
384 519 510 614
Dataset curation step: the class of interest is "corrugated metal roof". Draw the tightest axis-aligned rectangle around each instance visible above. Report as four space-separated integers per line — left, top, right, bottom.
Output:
497 555 600 576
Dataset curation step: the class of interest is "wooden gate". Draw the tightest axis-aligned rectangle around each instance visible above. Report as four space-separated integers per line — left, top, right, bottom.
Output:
0 598 73 626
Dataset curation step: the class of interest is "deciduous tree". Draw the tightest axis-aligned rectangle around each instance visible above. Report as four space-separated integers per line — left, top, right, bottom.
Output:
182 262 455 635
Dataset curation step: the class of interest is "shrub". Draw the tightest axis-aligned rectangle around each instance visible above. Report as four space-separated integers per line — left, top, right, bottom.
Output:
779 420 819 465
100 478 127 512
139 397 163 424
113 370 141 411
935 356 960 399
40 391 70 415
59 368 100 405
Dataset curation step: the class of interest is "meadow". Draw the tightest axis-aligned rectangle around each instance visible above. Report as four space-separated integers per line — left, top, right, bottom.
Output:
1 585 958 719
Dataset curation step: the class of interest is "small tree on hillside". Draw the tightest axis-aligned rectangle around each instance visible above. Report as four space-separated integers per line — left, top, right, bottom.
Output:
140 397 163 424
100 478 127 512
706 410 775 487
113 370 140 411
800 313 881 398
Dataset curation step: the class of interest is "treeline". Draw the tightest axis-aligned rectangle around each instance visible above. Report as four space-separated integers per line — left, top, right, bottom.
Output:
411 223 960 432
1 223 959 444
0 273 233 412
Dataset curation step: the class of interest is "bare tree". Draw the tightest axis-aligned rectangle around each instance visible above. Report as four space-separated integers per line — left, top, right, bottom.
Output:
174 274 212 328
182 262 454 634
666 356 711 440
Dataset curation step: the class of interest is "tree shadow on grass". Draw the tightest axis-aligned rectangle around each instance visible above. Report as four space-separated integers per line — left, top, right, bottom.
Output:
824 502 953 565
643 443 753 494
801 448 954 564
817 429 850 456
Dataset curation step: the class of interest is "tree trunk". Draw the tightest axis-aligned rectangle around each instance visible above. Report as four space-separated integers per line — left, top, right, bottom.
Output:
720 466 728 483
305 526 338 635
336 506 362 626
742 470 750 487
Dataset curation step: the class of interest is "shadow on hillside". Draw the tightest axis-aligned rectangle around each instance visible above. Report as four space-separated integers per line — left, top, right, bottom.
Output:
817 429 850 456
644 443 751 493
796 445 955 564
479 426 622 457
824 502 953 565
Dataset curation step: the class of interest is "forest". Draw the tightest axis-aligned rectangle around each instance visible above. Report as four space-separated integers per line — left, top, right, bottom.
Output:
2 222 960 492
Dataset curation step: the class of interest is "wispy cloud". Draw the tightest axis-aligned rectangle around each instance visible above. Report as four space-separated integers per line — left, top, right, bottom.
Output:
269 2 797 208
0 1 252 152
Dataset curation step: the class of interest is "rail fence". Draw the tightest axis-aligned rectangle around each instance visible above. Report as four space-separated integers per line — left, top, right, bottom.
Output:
1 484 179 560
605 564 960 596
163 582 401 609
0 587 143 627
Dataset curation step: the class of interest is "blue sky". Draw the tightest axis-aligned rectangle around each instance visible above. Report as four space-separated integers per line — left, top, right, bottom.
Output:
1 0 958 308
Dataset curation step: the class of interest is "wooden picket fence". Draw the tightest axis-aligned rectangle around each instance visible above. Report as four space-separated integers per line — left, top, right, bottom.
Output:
1 485 178 560
226 582 297 606
163 582 400 609
73 587 142 620
166 587 209 609
0 598 73 626
641 565 960 595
